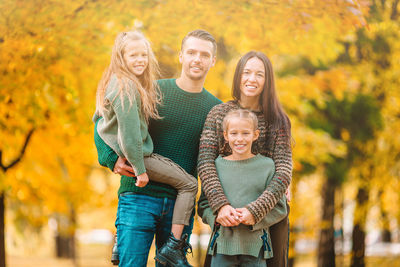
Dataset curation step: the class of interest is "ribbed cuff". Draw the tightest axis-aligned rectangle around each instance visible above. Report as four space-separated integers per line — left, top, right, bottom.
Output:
105 153 119 172
246 203 264 224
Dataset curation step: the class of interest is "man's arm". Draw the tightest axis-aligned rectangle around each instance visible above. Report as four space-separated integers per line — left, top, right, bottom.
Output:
94 119 119 171
94 119 135 176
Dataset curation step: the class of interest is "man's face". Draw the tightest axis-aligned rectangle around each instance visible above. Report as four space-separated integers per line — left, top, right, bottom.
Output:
179 37 216 81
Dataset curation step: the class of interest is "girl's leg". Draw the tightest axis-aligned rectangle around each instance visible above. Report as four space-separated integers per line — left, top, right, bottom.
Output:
211 254 239 267
239 249 267 267
171 224 184 239
144 154 198 239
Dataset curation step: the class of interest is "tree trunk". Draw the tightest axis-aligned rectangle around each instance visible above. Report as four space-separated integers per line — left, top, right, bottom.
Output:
317 178 336 267
55 234 74 258
378 190 392 242
336 187 345 267
0 192 5 267
350 185 369 267
0 128 35 267
54 208 77 267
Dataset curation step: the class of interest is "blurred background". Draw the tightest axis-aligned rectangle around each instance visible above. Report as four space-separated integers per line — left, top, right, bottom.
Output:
1 0 399 266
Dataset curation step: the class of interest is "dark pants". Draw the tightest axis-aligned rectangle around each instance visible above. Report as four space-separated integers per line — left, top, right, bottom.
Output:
211 249 266 267
266 203 290 267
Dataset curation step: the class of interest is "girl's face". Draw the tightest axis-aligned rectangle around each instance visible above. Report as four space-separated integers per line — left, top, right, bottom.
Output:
223 117 259 159
239 57 265 100
123 40 148 77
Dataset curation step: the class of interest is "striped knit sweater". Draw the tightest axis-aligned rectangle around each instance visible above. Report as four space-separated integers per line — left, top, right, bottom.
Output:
197 100 292 223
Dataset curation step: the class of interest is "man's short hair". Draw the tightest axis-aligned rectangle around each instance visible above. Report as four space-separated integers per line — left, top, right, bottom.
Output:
181 29 217 56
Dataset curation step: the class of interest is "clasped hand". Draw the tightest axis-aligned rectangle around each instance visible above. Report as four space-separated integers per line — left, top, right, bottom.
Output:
216 205 255 227
113 157 148 187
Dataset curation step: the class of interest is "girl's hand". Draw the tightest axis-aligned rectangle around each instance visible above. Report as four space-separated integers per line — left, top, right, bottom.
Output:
136 172 149 187
236 208 256 225
216 205 241 227
113 157 136 177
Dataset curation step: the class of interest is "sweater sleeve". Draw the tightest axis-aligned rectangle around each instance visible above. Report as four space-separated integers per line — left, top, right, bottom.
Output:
251 196 287 231
246 127 293 223
113 93 147 176
198 105 230 213
197 189 216 227
94 119 119 172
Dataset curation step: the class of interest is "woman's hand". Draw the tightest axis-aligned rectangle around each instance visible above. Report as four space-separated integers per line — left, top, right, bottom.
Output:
216 205 241 227
286 187 291 202
113 157 135 177
135 172 149 187
236 208 256 225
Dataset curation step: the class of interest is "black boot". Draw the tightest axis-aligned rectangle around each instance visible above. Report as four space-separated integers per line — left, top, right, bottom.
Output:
111 233 119 265
154 233 193 267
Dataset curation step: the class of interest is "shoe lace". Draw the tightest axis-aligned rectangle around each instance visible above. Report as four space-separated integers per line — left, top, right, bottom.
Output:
182 241 193 257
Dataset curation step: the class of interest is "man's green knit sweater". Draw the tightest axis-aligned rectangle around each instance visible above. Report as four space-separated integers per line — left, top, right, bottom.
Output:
94 78 221 198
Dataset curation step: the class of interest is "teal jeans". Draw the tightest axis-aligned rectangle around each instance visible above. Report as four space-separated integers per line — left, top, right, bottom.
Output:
116 193 194 267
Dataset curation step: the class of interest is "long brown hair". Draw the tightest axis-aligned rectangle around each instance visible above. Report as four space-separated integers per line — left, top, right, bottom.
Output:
96 31 161 122
232 51 291 138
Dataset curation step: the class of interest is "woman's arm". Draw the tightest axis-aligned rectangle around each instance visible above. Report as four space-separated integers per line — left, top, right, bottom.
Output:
246 127 293 223
198 104 230 212
197 189 216 227
251 196 287 231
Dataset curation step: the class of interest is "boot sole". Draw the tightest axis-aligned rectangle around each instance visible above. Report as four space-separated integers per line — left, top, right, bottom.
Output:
154 254 170 265
111 253 119 265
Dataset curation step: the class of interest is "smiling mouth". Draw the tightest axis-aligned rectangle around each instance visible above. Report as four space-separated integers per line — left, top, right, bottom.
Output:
245 85 257 90
191 66 202 71
234 144 246 149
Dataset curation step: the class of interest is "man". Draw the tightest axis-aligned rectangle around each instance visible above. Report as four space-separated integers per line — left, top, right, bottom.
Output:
94 29 221 267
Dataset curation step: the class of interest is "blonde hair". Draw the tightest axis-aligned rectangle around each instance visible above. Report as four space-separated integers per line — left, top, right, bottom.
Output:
222 109 258 132
96 30 161 122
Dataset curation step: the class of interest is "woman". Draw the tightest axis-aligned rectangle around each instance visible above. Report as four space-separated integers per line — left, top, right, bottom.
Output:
198 51 292 266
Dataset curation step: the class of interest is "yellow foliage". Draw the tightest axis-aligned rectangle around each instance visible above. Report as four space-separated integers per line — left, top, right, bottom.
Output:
0 0 380 242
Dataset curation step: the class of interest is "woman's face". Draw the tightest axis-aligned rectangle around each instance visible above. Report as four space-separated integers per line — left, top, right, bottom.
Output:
239 57 265 100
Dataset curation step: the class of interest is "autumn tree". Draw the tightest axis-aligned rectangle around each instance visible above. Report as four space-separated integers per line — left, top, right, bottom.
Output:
339 1 400 265
276 1 400 266
1 1 370 266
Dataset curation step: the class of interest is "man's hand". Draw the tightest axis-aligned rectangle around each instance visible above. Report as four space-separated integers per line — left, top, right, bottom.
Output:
216 205 241 227
113 157 135 177
236 208 256 225
135 172 149 187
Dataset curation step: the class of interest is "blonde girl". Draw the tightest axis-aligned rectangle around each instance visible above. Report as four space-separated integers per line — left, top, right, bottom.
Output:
200 109 287 267
93 30 197 266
